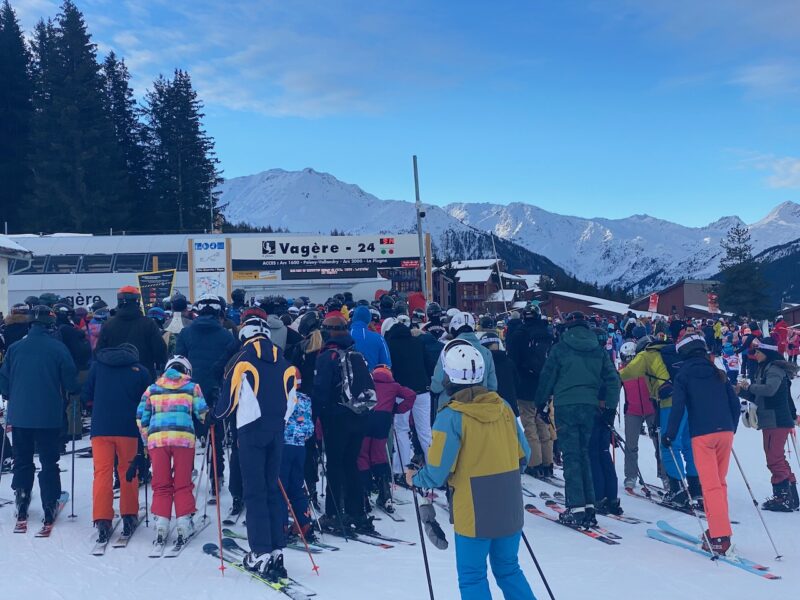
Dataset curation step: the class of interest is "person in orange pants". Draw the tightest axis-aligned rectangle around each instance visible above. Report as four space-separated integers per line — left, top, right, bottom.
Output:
664 333 740 555
83 343 152 543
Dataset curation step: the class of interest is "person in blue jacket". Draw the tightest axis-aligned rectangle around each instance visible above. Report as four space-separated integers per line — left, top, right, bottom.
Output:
349 305 391 370
0 305 79 524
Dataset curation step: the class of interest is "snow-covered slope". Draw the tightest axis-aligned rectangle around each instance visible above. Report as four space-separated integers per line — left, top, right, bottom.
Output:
218 169 800 292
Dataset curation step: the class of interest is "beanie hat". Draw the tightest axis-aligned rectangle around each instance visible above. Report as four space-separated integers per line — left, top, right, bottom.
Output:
322 315 349 337
755 337 782 362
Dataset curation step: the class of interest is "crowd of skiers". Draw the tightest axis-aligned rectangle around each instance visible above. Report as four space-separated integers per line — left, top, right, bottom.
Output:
0 288 799 598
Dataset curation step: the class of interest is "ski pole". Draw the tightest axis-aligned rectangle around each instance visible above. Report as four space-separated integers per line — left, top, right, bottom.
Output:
609 424 655 498
278 478 319 575
68 395 78 519
0 417 8 488
209 426 226 575
730 448 782 560
302 481 323 535
667 446 716 560
199 434 211 521
520 531 556 600
790 431 800 473
144 469 150 527
394 429 435 600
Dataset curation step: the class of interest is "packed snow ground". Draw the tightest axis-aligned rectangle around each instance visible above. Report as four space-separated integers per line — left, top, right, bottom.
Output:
2 400 799 599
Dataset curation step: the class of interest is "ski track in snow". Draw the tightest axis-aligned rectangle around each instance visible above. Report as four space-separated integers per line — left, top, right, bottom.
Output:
3 385 800 599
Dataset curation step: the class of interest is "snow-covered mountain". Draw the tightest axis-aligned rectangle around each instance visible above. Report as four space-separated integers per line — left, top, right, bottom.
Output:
218 168 800 292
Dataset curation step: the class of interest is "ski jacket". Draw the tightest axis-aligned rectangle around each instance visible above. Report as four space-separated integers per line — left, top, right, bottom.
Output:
622 376 654 417
84 345 151 438
372 367 415 414
491 349 520 417
619 344 673 407
534 324 620 411
137 369 207 449
217 336 296 434
386 324 430 393
431 332 497 409
284 391 314 447
57 322 91 371
86 319 103 351
97 304 167 381
1 313 29 349
738 360 799 429
175 315 239 403
350 307 391 370
412 387 530 538
667 355 739 440
312 334 358 418
506 318 553 402
0 325 79 429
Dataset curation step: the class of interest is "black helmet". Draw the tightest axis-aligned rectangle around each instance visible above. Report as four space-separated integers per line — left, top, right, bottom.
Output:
298 310 321 337
53 302 74 320
325 297 343 312
356 299 370 307
379 294 394 311
522 303 541 320
24 295 40 308
90 299 108 312
231 288 246 303
39 292 60 307
30 305 56 326
426 302 442 319
479 315 496 330
565 311 586 323
394 300 409 317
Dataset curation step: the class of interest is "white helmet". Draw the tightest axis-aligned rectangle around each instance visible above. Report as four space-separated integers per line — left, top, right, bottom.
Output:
239 315 271 342
442 339 485 385
380 317 397 337
449 311 476 333
195 293 222 315
165 355 192 376
396 314 411 327
619 341 636 361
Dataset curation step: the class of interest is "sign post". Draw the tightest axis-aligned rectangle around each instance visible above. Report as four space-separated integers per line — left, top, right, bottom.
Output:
137 269 176 310
188 237 231 303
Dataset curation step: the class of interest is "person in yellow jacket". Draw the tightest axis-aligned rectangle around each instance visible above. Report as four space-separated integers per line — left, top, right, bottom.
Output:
408 339 536 600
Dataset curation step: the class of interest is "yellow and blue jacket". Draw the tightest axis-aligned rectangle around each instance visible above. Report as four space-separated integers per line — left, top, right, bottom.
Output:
619 344 673 408
413 386 530 539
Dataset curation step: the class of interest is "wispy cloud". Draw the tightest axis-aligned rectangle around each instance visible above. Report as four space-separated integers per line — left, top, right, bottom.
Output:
740 152 800 188
730 62 800 96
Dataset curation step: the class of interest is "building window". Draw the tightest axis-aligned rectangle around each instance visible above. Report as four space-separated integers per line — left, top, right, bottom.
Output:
146 253 180 271
45 255 80 274
113 253 147 273
79 254 113 273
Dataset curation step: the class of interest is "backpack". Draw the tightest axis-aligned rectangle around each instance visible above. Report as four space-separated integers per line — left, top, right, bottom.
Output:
651 344 683 401
524 332 551 375
335 349 377 414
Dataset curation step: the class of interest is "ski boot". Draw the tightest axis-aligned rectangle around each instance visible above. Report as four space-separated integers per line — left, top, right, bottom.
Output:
122 514 138 537
623 477 637 490
43 500 58 525
176 515 194 542
596 497 623 516
687 475 704 511
583 505 598 528
349 513 377 535
662 477 689 508
243 551 274 578
1 457 12 473
557 507 586 528
230 495 244 515
524 464 544 479
317 514 355 537
95 519 113 543
393 473 411 490
266 551 288 582
789 482 799 511
15 489 30 520
762 481 793 512
542 464 555 478
376 474 393 512
155 516 170 543
700 529 733 556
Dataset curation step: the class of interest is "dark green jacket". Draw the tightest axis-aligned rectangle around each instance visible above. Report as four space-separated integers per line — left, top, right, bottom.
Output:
534 324 620 410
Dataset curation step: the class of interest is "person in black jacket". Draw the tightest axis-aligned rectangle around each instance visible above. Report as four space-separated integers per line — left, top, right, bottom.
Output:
82 343 151 542
386 319 431 477
2 304 30 349
479 333 519 417
97 287 167 381
54 303 92 447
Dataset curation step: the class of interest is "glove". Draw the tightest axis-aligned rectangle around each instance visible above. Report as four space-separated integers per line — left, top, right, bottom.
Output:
537 405 551 425
661 436 672 448
658 382 673 401
418 502 448 550
125 454 149 483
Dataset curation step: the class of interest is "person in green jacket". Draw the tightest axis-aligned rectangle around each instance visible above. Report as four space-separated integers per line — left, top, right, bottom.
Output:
534 311 620 528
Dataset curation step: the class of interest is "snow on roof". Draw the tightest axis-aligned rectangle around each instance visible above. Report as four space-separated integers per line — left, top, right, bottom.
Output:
519 274 541 290
0 235 32 258
499 272 524 281
449 259 499 270
455 269 493 283
547 290 661 317
487 289 516 302
686 304 733 316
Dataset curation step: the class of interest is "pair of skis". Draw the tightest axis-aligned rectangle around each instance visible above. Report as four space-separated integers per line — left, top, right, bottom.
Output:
223 527 340 554
647 521 781 580
524 502 620 545
14 491 69 536
149 516 212 558
90 513 146 555
540 491 650 524
625 486 740 524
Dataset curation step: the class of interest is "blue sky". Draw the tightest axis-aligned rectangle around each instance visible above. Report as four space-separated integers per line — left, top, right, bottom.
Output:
15 0 800 225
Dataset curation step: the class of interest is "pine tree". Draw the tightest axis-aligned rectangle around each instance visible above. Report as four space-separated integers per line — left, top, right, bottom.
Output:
26 1 126 233
144 69 221 232
0 0 33 233
102 51 149 230
717 224 770 317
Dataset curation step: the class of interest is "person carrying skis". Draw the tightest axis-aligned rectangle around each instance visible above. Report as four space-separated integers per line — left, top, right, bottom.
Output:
736 336 800 511
137 356 208 545
535 311 620 528
216 315 297 581
409 339 535 600
0 305 79 526
664 333 740 555
507 303 554 479
84 343 151 543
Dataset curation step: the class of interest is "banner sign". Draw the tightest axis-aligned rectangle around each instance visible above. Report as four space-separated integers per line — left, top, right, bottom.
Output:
189 237 230 301
648 293 659 313
137 269 176 310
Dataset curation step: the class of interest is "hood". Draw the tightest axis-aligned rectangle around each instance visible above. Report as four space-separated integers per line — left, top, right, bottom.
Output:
681 355 720 380
267 315 288 349
4 314 29 326
324 333 355 351
561 325 601 352
352 306 371 324
156 369 193 389
96 344 139 367
390 323 411 338
372 369 395 384
456 331 481 345
244 337 281 363
191 315 223 330
449 387 504 423
768 360 800 378
116 303 143 320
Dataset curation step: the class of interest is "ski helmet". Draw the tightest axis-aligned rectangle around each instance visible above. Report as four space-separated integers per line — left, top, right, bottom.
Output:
116 286 141 307
522 303 541 320
676 333 707 357
29 305 56 326
442 339 485 385
39 292 60 307
426 302 443 320
635 335 657 354
194 293 222 316
619 341 637 362
239 315 270 342
298 311 321 337
448 311 476 334
394 300 409 317
165 355 192 376
24 295 40 308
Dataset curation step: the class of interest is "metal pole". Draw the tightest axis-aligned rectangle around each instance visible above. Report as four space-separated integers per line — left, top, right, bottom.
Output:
731 448 783 560
490 232 509 314
413 156 428 300
667 446 716 559
521 531 557 600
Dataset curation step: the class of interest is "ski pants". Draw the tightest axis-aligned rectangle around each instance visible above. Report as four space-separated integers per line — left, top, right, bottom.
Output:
659 406 697 479
691 431 733 538
239 427 285 554
589 415 618 502
392 392 431 473
11 427 62 508
321 411 366 519
150 446 196 519
519 401 553 468
555 404 596 508
763 428 796 485
92 436 139 521
279 444 310 531
623 412 662 484
454 532 537 600
227 420 243 500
